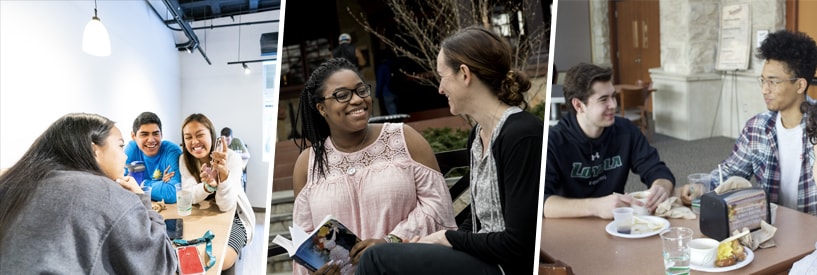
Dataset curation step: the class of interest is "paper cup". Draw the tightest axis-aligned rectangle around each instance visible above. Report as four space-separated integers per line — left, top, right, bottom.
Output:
689 238 719 266
630 191 651 215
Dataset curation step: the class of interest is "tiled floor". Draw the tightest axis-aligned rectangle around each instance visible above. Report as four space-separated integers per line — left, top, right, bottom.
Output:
235 210 269 274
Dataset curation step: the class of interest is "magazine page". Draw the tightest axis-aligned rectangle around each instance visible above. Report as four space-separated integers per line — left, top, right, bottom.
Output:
294 216 360 272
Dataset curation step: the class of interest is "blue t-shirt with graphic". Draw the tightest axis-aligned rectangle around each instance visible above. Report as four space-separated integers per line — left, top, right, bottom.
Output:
124 140 181 203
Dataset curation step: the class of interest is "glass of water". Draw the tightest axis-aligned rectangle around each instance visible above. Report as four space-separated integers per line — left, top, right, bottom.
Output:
660 227 693 275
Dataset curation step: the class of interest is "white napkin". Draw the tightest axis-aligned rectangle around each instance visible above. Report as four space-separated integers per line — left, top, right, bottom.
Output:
714 176 753 194
655 196 696 219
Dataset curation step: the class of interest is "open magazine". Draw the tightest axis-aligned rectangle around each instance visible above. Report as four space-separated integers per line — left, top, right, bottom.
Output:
272 215 361 272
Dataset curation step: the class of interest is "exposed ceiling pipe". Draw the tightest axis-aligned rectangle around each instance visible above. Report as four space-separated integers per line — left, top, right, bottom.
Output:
147 2 276 31
191 19 279 30
145 0 211 65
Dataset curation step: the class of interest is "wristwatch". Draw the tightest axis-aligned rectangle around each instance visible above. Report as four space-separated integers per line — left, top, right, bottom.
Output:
204 183 218 193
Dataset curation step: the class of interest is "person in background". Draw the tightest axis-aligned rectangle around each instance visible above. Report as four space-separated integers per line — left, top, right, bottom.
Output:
543 63 675 219
375 49 398 115
220 127 250 187
356 26 543 275
125 111 181 203
179 114 255 271
0 113 177 273
332 33 366 69
291 57 456 275
688 30 817 215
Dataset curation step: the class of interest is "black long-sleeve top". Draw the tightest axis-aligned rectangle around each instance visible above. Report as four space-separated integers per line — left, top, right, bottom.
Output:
445 111 543 275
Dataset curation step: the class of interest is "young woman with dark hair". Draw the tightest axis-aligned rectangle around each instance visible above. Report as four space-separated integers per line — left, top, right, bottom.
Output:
179 113 255 271
291 57 457 275
0 113 177 273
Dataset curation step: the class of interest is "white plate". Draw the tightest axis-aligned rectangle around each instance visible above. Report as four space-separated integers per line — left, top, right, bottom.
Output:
605 216 670 238
689 248 754 272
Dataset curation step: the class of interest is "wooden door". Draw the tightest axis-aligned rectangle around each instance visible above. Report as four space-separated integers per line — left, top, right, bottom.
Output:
612 0 660 85
794 0 817 98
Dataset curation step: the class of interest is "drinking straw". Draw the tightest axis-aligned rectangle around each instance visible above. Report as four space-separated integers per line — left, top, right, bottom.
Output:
718 164 724 185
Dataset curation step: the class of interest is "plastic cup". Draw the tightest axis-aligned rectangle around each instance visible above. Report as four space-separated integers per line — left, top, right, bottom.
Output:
661 227 693 275
612 207 634 234
141 185 152 201
687 173 712 214
770 203 778 224
176 187 193 216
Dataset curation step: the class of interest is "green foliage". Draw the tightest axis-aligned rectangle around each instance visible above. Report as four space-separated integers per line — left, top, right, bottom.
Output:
527 102 546 120
422 127 471 178
421 127 470 153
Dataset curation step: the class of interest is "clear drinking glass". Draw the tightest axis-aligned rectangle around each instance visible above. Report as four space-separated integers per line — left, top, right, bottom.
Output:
661 227 693 275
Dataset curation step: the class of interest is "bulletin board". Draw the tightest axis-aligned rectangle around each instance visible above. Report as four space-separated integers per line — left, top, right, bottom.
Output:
716 4 751 71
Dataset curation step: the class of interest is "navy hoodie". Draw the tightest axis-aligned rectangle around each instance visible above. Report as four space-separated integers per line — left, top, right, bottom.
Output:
543 112 674 203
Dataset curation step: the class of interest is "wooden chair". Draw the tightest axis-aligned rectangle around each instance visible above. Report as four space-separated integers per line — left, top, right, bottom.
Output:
539 250 575 275
615 83 656 141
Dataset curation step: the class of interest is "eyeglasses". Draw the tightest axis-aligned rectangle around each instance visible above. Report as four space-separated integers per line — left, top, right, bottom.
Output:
758 77 798 89
318 84 371 103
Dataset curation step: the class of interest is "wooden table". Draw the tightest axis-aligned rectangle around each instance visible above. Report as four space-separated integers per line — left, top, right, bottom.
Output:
160 200 236 274
541 206 817 274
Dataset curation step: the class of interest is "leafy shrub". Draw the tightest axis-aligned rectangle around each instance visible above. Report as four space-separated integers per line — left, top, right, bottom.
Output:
421 127 470 153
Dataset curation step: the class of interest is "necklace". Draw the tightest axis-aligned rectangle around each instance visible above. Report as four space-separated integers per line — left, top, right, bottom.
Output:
331 126 369 175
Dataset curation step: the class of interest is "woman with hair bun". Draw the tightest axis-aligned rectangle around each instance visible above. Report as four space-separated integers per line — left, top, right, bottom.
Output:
356 26 544 275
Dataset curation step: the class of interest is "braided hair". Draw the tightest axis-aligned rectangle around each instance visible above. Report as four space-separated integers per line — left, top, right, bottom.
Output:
294 58 364 177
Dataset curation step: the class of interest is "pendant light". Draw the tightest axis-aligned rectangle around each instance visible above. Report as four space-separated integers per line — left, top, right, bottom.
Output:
82 0 111 56
237 17 251 74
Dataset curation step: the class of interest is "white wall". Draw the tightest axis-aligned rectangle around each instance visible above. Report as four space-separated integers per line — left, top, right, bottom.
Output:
0 0 181 167
180 11 281 208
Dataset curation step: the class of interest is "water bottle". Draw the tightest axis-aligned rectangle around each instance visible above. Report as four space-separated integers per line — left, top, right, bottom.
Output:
127 161 146 185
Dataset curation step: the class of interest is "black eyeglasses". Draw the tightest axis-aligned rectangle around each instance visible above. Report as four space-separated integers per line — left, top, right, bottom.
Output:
318 84 371 103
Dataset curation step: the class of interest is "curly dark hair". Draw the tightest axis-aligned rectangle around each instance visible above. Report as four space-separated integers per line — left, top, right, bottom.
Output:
805 103 817 145
294 58 364 177
756 30 817 91
562 63 614 114
759 30 817 145
440 26 532 109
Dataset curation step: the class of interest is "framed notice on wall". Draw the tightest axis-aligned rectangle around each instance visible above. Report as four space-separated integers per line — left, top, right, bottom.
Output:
716 4 751 71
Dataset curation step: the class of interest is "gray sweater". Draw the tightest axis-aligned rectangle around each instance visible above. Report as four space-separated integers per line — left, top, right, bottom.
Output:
0 170 177 274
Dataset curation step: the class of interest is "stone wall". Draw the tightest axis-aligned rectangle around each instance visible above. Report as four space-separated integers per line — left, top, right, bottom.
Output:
582 0 785 140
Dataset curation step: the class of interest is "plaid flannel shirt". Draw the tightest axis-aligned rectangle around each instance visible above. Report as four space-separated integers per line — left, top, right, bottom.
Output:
711 110 817 216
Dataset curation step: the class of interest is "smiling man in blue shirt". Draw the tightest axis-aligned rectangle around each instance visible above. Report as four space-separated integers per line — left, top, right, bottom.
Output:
124 111 181 203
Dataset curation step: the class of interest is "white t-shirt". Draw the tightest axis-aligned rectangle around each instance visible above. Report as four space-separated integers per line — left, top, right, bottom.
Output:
776 114 802 209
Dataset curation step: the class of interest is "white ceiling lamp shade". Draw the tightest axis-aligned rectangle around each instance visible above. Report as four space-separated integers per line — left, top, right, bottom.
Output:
82 0 111 56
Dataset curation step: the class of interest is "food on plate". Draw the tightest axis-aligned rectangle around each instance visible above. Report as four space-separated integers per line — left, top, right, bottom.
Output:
631 216 664 234
715 239 746 267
